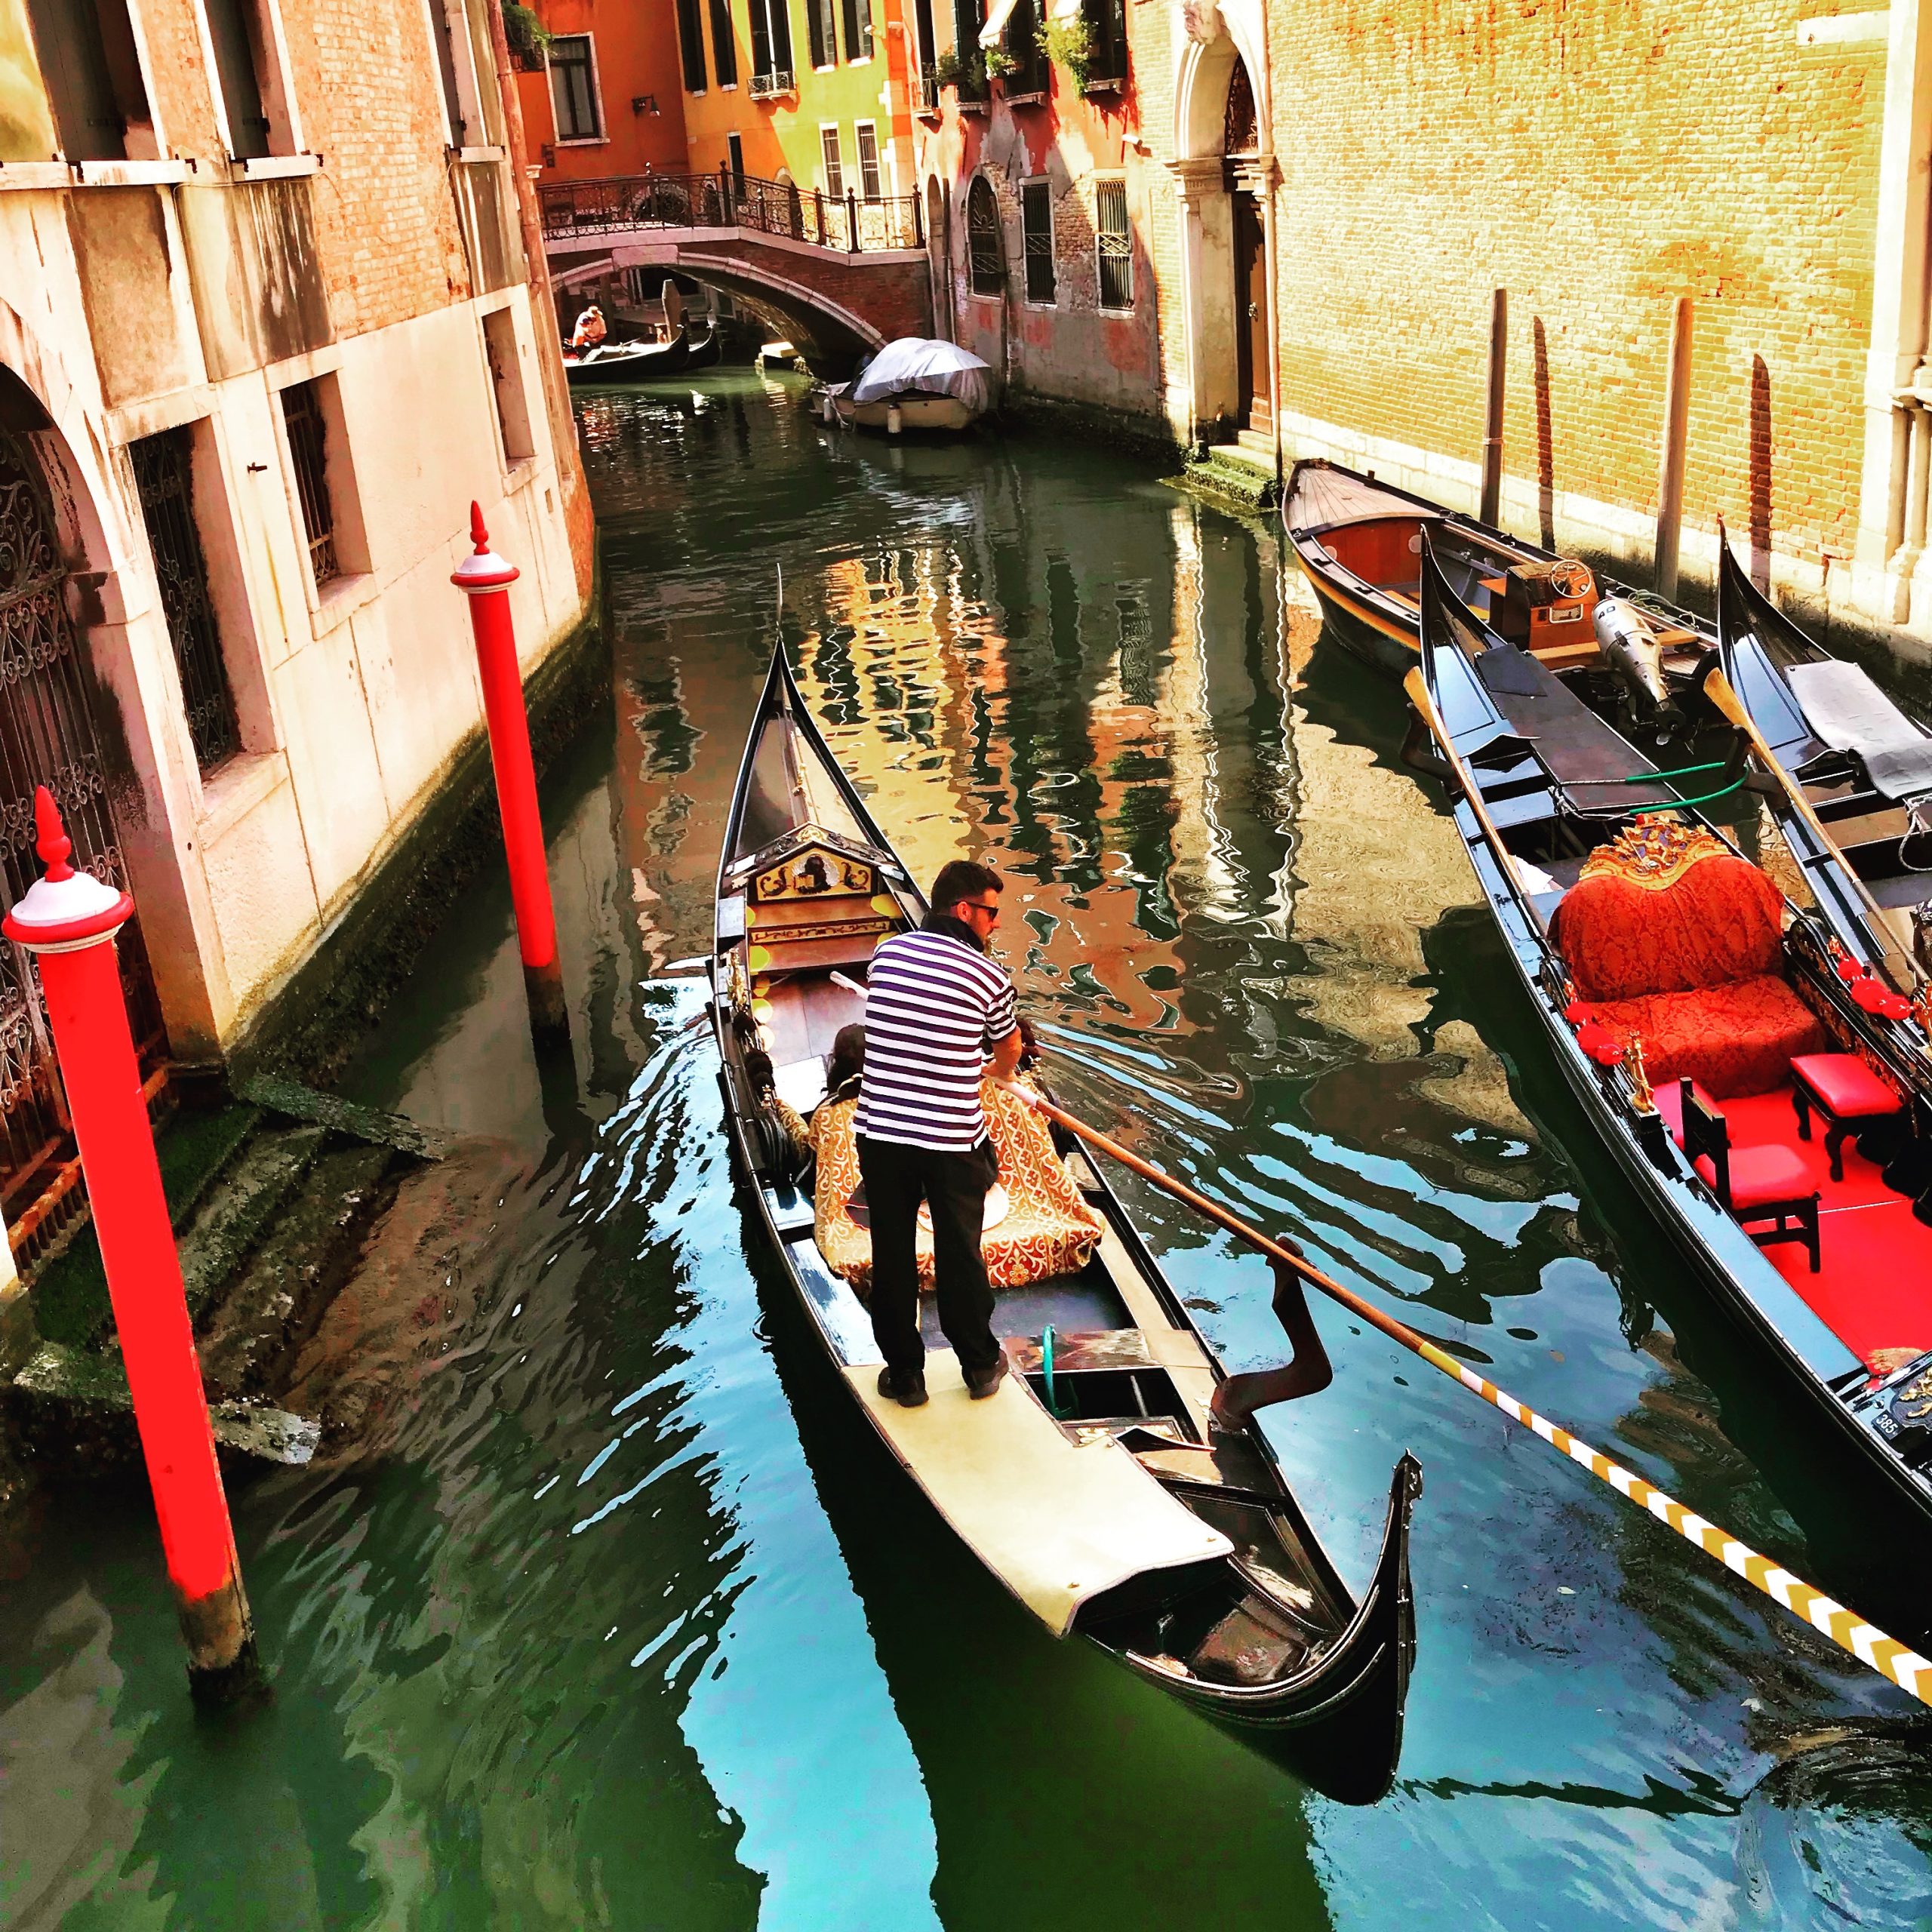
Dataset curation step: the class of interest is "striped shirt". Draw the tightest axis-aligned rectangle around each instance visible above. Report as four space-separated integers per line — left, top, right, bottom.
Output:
856 924 1018 1152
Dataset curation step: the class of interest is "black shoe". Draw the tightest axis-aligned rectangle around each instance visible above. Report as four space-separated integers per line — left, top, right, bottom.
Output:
878 1366 928 1407
966 1354 1009 1401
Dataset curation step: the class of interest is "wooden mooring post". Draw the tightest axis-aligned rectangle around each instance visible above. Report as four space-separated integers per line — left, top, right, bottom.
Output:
1655 297 1694 601
1479 288 1506 526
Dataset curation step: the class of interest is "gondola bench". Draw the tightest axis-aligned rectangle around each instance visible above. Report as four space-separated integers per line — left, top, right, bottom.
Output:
1549 818 1827 1100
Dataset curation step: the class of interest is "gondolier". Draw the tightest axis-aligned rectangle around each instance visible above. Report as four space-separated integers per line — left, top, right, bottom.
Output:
858 859 1023 1407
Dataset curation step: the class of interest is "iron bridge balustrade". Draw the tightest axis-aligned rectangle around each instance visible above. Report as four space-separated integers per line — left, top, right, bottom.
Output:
540 173 923 251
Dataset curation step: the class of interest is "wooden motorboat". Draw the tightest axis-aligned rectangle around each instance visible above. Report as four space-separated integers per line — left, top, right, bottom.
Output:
712 642 1422 1803
1406 537 1932 1589
1285 460 1714 727
1714 534 1932 995
562 328 691 386
827 385 980 432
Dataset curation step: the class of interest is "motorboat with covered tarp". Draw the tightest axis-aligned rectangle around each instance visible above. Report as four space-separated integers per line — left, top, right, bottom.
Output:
1407 534 1932 1594
712 641 1422 1803
1285 459 1715 732
824 337 992 432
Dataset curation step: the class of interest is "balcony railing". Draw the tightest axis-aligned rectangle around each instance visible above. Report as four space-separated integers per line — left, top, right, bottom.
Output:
748 68 795 99
540 171 925 253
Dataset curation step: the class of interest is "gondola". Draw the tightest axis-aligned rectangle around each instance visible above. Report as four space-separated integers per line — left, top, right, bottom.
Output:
1284 459 1715 731
711 641 1423 1804
683 321 722 372
562 328 692 386
1405 534 1932 1587
1714 532 1932 995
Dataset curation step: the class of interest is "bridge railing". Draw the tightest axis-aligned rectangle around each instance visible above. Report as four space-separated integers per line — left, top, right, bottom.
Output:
539 171 924 254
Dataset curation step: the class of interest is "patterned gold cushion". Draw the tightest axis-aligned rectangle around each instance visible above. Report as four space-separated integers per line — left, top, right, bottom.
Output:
811 1078 1105 1292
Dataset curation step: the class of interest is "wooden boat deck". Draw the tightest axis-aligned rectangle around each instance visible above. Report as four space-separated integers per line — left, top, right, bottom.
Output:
848 1356 1233 1635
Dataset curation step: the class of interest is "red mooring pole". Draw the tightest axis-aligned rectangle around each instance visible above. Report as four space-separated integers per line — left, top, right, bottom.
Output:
4 790 258 1697
452 503 570 1046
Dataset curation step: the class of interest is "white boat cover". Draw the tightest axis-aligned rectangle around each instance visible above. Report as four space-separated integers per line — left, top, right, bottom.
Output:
1787 659 1932 801
851 337 992 412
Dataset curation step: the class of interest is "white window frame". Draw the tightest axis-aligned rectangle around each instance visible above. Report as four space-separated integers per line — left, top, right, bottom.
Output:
819 122 844 200
548 32 608 146
1020 174 1055 309
854 119 881 201
1093 171 1134 313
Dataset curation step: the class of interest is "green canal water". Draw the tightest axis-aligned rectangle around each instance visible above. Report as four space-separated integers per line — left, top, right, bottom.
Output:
8 368 1932 1927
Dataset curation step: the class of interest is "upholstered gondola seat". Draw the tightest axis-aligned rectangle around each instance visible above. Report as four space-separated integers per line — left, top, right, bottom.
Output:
1552 818 1827 1100
810 1077 1105 1294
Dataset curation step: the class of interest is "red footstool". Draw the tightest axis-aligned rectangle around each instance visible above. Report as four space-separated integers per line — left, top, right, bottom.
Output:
1790 1054 1905 1181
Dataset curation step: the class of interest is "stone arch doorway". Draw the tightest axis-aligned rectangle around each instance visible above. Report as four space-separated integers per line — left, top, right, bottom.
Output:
0 420 166 1240
1169 11 1278 453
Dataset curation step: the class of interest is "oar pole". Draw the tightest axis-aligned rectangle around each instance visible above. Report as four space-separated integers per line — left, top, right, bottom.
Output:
1032 1090 1932 1711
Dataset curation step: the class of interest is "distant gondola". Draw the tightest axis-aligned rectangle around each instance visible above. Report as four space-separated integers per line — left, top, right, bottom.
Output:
563 328 693 386
1405 534 1932 1582
1284 459 1715 732
712 641 1422 1804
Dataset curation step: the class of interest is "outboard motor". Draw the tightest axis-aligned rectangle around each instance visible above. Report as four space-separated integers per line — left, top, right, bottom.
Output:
1593 596 1678 732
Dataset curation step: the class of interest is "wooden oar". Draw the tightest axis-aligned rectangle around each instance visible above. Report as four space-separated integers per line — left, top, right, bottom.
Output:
1703 664 1918 994
1028 1088 1932 1712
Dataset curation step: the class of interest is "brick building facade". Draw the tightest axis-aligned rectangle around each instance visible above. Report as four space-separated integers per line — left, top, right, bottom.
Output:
0 0 590 1231
915 1 1165 423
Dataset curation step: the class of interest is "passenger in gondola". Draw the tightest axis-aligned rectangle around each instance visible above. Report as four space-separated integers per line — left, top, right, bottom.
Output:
570 303 608 352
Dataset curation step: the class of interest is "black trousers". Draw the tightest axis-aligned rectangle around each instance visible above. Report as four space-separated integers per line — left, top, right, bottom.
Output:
857 1134 1001 1380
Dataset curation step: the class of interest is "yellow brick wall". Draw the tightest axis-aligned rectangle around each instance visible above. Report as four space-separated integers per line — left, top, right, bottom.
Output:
1261 0 1884 565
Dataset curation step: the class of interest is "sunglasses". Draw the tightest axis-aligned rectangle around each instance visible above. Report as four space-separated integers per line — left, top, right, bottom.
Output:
959 897 1001 921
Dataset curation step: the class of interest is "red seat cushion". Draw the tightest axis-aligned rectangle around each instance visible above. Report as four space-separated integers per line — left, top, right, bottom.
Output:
1589 976 1828 1100
1554 851 1784 1001
1694 1143 1816 1211
1790 1052 1904 1119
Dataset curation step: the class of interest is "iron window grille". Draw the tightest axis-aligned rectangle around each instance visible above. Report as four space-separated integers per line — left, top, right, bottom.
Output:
967 176 1003 294
1095 177 1133 309
1021 180 1054 303
130 429 241 776
549 34 601 139
281 380 339 587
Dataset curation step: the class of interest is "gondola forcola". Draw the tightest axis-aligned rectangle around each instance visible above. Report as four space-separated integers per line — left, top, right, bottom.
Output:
712 641 1420 1806
1402 527 1932 1691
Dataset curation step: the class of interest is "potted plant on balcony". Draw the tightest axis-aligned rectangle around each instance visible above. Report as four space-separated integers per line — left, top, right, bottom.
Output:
502 1 551 72
1038 14 1094 90
934 47 991 110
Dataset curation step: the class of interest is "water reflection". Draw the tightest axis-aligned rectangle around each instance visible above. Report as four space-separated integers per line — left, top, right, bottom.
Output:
9 371 1932 1928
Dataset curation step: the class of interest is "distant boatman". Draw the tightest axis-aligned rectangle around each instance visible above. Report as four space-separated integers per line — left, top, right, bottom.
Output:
857 860 1023 1407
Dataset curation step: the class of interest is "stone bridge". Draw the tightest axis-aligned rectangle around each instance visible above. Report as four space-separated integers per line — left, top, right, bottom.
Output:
541 174 933 365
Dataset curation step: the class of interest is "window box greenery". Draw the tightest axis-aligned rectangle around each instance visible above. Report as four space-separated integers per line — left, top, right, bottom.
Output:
502 1 552 72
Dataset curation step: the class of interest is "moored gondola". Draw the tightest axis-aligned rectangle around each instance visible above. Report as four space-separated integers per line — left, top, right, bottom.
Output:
1406 535 1932 1601
1285 459 1715 732
712 641 1422 1804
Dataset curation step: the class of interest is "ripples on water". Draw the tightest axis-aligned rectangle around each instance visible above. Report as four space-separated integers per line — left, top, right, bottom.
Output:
5 369 1932 1927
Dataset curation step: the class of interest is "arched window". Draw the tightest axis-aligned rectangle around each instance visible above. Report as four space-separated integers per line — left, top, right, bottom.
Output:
966 177 1003 296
